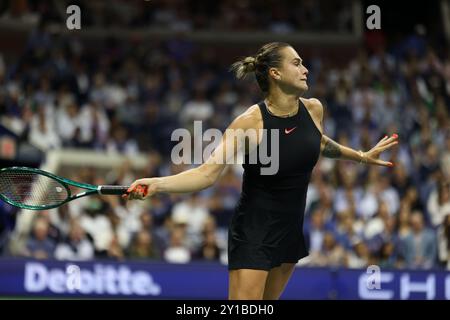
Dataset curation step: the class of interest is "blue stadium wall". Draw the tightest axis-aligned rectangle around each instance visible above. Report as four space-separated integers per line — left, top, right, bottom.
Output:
0 259 449 299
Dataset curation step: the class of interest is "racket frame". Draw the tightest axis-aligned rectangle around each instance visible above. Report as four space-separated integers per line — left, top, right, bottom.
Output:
0 167 127 210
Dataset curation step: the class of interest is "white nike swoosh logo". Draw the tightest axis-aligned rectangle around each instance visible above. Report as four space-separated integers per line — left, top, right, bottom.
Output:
285 127 297 134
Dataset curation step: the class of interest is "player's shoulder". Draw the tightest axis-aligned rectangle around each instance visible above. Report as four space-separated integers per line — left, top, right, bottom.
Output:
230 104 262 130
300 97 324 120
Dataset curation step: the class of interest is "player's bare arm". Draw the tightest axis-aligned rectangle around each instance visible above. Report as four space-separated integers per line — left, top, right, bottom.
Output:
303 97 398 167
124 105 262 200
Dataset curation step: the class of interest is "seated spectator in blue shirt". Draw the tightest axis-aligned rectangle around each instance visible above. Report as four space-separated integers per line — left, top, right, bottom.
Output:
24 216 56 260
401 211 437 269
304 208 335 253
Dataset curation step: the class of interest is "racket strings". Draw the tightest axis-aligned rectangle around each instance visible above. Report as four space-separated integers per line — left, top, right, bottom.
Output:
0 171 69 207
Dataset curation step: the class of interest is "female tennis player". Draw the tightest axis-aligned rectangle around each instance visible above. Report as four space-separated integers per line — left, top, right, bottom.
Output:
123 42 399 300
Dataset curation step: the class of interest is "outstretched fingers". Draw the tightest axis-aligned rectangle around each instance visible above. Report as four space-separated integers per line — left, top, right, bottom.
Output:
368 133 399 168
376 134 398 148
377 140 399 153
375 135 390 146
374 159 394 167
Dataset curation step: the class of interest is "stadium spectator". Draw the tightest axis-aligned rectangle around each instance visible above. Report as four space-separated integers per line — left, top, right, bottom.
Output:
309 231 347 267
427 180 450 227
192 229 222 262
437 214 450 269
346 240 371 269
401 211 437 269
127 229 160 260
54 220 95 261
23 216 56 260
171 193 210 249
163 223 191 264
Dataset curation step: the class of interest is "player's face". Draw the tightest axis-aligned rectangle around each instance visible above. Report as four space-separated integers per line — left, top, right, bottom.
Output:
276 46 309 93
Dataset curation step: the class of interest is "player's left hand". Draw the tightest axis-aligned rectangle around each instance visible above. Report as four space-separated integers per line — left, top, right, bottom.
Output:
362 134 399 167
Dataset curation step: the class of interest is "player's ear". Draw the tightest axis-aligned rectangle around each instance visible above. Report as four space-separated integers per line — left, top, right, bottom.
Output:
269 67 281 81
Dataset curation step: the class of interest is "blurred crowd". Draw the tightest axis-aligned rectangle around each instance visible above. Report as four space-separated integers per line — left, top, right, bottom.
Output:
0 0 352 33
0 4 449 271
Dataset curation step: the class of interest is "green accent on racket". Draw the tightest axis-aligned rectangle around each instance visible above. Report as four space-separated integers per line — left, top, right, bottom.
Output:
0 167 129 210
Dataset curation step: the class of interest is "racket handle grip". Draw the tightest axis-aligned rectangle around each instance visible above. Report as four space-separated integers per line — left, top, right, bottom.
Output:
98 185 130 195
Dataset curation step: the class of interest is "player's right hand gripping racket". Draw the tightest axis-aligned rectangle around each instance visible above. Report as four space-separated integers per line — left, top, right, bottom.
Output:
0 166 131 210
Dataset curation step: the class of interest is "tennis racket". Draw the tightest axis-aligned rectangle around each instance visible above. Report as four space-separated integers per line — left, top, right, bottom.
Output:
0 166 130 210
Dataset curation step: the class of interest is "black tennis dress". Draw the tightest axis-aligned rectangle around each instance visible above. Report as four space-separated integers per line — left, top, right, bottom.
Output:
228 99 322 270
